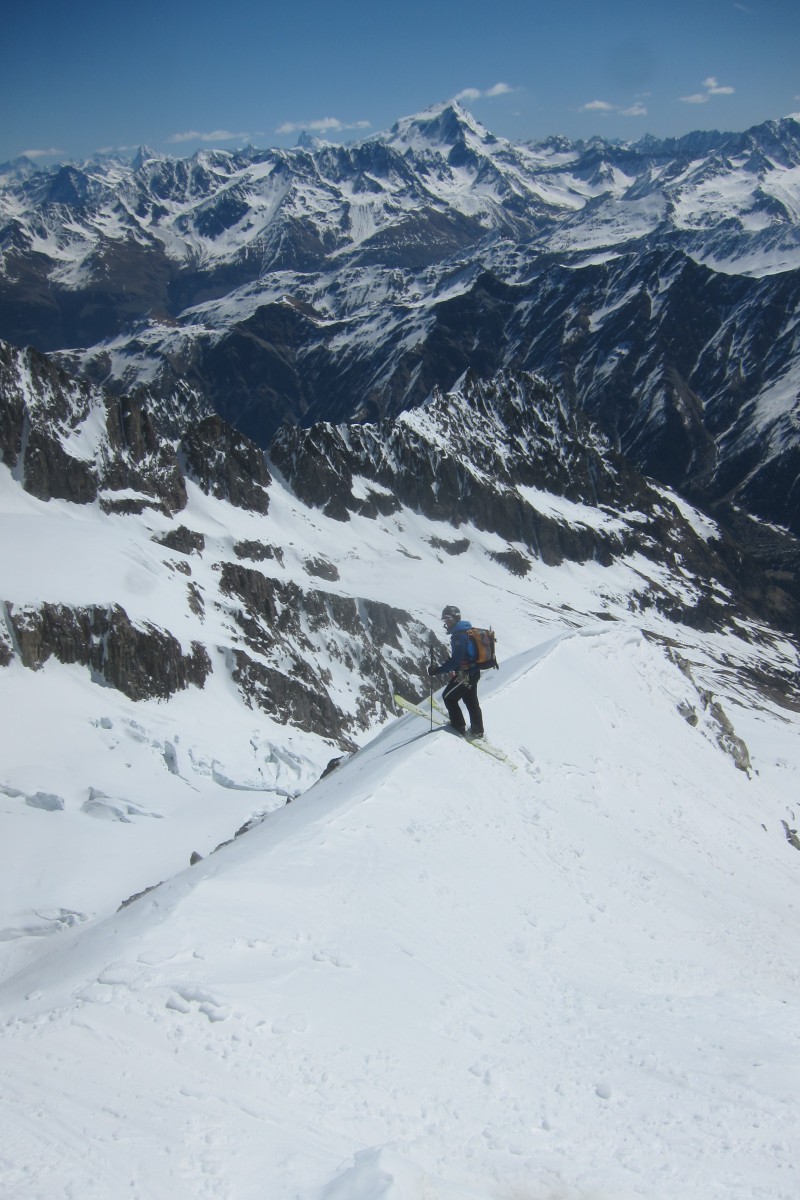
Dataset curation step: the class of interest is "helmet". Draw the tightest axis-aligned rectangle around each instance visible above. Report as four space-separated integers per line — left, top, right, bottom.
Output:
441 605 460 626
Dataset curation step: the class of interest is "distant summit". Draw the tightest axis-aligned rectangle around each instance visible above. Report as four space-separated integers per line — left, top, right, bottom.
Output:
387 100 499 152
0 153 39 183
131 145 161 170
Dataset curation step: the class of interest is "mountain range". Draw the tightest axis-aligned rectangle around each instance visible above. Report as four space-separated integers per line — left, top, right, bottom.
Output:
2 102 800 543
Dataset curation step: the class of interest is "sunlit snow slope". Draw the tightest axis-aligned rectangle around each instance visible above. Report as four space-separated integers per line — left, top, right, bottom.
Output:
1 627 798 1200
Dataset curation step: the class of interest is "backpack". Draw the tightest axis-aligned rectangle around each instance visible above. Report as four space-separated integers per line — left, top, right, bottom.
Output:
465 626 498 671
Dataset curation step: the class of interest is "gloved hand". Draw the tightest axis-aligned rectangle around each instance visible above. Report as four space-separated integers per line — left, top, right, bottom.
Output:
427 666 436 677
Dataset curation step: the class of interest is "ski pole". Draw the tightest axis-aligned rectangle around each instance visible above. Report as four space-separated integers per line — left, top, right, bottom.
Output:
429 644 434 731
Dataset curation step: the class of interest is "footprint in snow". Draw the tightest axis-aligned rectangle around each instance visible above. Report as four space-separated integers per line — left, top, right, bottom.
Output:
166 986 230 1022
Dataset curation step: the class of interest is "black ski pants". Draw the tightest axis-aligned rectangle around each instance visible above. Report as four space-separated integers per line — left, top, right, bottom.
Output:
442 671 483 735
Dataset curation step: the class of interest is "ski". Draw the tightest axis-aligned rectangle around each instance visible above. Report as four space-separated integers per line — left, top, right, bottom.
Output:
393 694 515 769
430 697 515 767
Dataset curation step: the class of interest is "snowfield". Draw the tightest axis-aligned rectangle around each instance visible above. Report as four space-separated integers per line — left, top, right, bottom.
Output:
1 384 799 1198
1 620 798 1198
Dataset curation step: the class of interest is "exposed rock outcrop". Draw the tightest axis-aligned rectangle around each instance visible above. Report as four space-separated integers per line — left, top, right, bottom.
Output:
270 370 766 633
270 371 638 562
153 525 206 555
6 602 211 701
217 563 431 740
181 414 271 512
0 341 186 513
0 342 275 520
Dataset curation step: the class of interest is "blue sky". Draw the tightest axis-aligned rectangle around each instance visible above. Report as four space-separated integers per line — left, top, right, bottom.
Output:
2 0 798 163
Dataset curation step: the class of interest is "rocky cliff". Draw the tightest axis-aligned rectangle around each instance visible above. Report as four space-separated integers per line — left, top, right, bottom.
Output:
0 341 435 746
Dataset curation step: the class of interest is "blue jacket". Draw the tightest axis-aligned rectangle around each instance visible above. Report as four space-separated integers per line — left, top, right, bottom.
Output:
432 619 477 675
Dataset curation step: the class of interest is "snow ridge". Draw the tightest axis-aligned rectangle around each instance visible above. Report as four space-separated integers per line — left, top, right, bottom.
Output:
0 626 798 1200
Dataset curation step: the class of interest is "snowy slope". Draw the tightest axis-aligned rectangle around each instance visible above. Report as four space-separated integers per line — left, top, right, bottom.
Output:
2 352 799 987
1 339 799 1198
1 627 798 1200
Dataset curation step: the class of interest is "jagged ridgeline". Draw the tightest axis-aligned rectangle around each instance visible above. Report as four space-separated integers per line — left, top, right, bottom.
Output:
271 370 798 635
2 105 800 541
2 341 797 749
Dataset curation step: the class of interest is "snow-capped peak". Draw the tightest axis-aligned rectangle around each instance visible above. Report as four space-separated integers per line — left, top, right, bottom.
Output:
386 99 500 154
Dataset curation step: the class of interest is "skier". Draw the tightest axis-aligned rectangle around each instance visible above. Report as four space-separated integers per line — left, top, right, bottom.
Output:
428 605 485 739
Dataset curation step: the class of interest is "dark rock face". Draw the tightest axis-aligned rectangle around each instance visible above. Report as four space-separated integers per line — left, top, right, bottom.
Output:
271 370 800 635
100 395 188 514
0 341 187 513
271 370 652 566
217 562 432 740
153 525 206 555
0 341 274 517
0 619 13 667
429 536 470 556
229 649 346 742
181 414 271 512
304 556 340 581
0 342 27 468
233 540 284 564
6 602 211 701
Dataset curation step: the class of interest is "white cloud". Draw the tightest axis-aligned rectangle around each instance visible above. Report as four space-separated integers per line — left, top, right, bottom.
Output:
21 146 65 159
681 77 735 104
580 99 647 117
704 76 735 95
167 129 250 145
581 100 615 112
620 102 648 117
455 82 515 103
275 117 371 136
